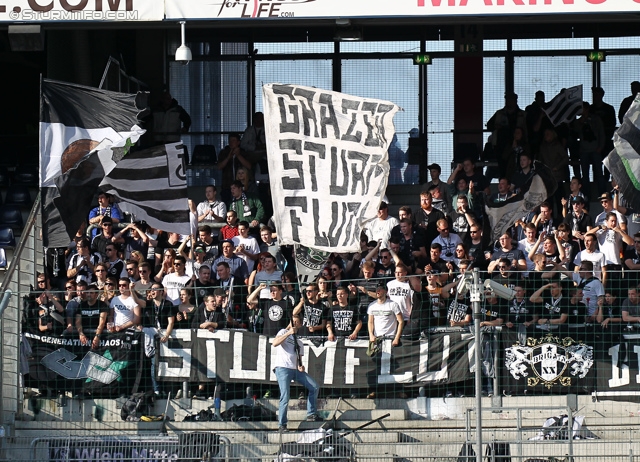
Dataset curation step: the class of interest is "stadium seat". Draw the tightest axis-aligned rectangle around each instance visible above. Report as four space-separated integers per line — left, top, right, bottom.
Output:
0 226 16 248
0 167 11 188
191 145 217 165
13 164 38 186
4 185 31 207
0 205 24 229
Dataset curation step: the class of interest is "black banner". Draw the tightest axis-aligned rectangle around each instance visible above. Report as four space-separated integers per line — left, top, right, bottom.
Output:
501 325 600 395
23 327 640 395
156 329 475 388
25 331 143 397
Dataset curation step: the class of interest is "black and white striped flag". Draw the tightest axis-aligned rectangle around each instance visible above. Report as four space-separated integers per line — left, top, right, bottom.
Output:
99 142 191 234
40 79 148 247
543 85 583 127
604 96 640 211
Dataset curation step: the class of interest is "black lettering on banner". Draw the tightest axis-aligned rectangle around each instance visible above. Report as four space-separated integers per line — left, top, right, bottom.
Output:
277 98 300 134
313 199 363 249
361 102 380 147
330 147 349 195
294 87 319 138
314 199 340 248
272 84 296 100
377 104 396 146
347 151 370 195
341 99 362 143
273 85 299 134
304 141 326 192
279 139 304 190
341 202 363 248
284 197 306 242
318 93 340 139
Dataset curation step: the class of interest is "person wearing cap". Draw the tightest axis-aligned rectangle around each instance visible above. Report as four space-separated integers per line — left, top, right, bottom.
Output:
562 195 594 243
91 216 118 260
424 163 450 208
587 212 634 294
595 192 626 231
88 191 123 239
367 283 403 347
213 239 250 284
561 177 589 218
620 81 640 124
75 282 109 349
363 201 399 251
180 240 211 279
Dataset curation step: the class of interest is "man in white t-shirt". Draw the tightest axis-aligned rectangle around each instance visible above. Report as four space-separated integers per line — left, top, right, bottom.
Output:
573 233 607 283
595 192 626 231
162 256 191 304
367 283 403 346
232 221 261 273
272 314 321 431
364 201 399 250
587 212 633 298
110 278 141 331
386 263 421 321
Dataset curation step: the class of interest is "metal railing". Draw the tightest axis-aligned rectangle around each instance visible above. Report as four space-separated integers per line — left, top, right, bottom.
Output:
0 192 43 429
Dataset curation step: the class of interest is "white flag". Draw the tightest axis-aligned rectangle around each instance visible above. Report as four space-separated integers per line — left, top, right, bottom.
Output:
263 83 401 252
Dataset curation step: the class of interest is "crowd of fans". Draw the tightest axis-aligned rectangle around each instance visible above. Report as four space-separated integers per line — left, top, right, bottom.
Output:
24 85 640 399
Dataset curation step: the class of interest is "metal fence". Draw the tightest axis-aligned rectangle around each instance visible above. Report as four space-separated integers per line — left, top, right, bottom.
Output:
0 193 43 428
1 428 640 461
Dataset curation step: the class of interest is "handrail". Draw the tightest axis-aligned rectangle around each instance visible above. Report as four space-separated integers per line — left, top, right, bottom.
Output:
0 192 41 290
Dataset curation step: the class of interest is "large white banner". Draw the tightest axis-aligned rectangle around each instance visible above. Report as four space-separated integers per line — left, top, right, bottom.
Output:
263 83 399 253
0 0 163 22
166 0 640 20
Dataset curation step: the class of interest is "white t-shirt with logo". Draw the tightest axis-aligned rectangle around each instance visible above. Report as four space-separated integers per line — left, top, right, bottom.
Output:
387 279 413 320
367 299 401 337
110 295 138 327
